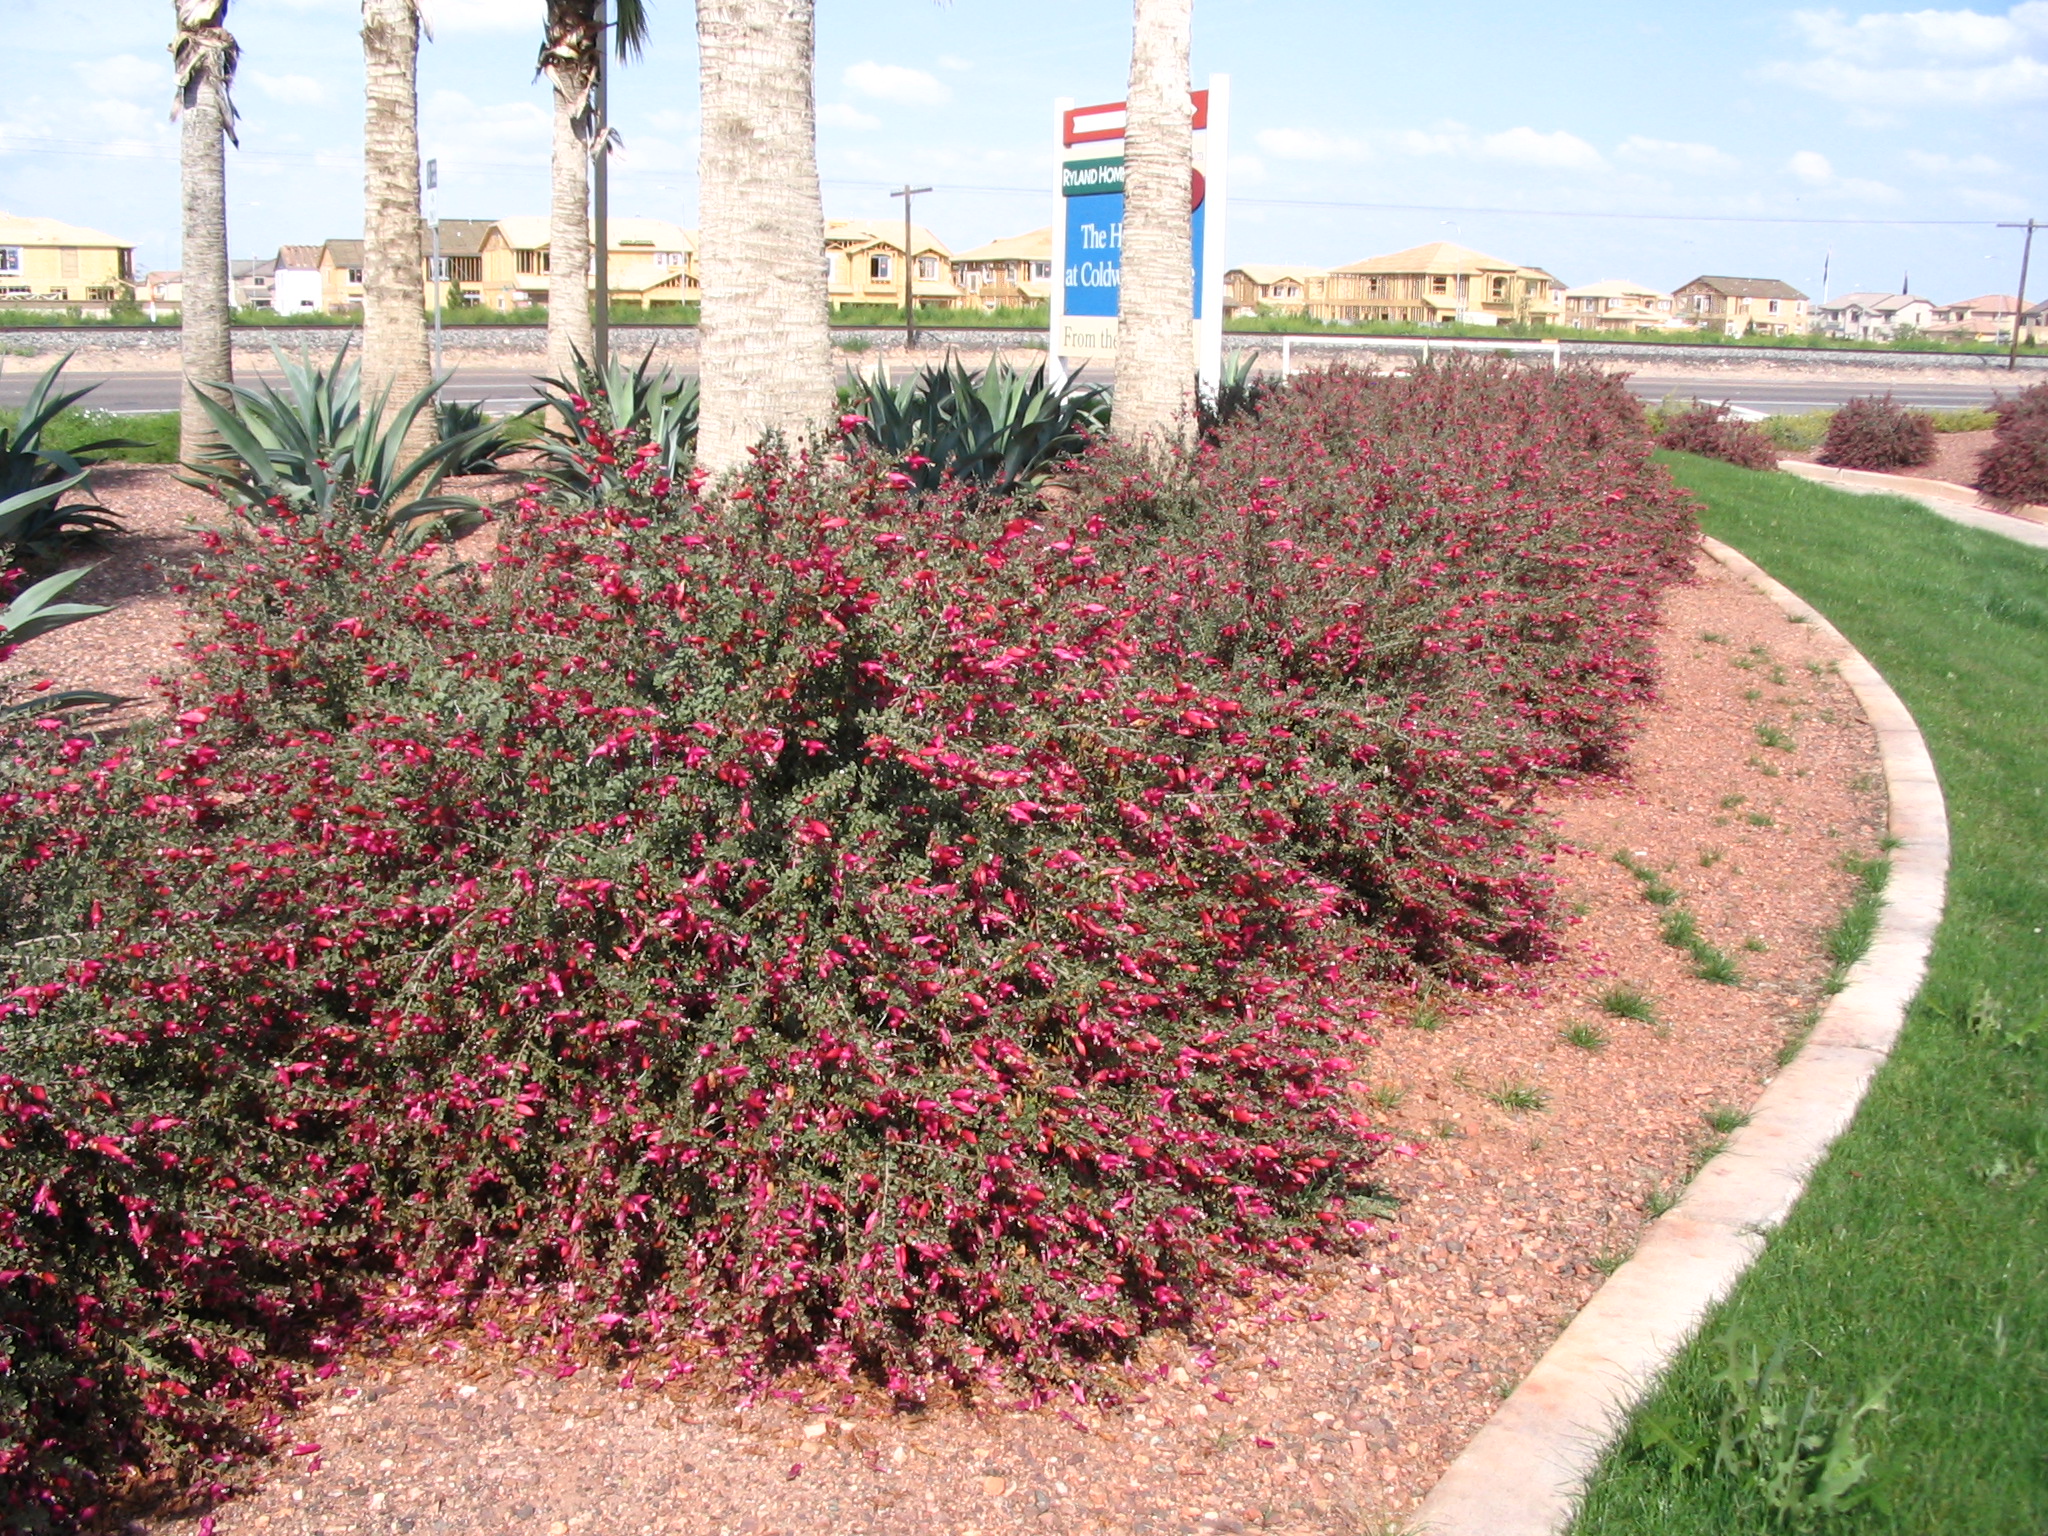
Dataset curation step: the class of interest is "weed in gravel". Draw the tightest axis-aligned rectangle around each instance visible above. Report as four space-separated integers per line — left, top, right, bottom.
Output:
1598 983 1661 1025
1368 1084 1408 1112
1700 631 1730 644
1746 810 1777 828
1615 850 1680 906
1743 687 1763 702
1820 853 1891 991
1703 1104 1752 1136
1720 793 1747 809
1431 1119 1466 1141
1410 999 1448 1032
1754 722 1796 751
1644 1184 1681 1217
1776 1008 1821 1068
1660 908 1701 949
1692 947 1744 986
1561 1020 1609 1051
1592 1246 1634 1275
1699 847 1725 869
1484 1080 1551 1113
1742 935 1769 953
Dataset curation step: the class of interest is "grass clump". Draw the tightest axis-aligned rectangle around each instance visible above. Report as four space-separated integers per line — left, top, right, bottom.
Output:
1484 1080 1551 1113
1561 1020 1609 1052
1597 983 1660 1025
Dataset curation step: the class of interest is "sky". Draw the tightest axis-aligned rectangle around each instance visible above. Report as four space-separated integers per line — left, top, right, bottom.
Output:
2 0 2043 303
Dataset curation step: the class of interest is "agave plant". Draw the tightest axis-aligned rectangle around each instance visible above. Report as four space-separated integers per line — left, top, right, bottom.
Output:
1195 350 1269 442
845 355 1107 493
0 563 123 719
531 349 699 499
436 397 538 476
0 354 135 555
183 342 492 547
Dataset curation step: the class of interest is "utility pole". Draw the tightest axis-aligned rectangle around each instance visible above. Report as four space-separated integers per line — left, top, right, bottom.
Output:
1999 219 2038 372
891 183 932 353
593 0 611 367
427 157 443 376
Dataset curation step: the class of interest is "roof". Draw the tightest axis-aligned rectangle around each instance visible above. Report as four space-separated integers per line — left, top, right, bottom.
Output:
826 219 952 258
1565 278 1669 299
231 258 277 278
278 244 326 270
488 216 696 253
319 239 364 268
0 212 129 248
426 218 498 257
1941 293 2019 311
1818 292 1930 313
142 269 181 283
1678 275 1810 301
1333 241 1529 276
1227 263 1328 285
953 228 1053 264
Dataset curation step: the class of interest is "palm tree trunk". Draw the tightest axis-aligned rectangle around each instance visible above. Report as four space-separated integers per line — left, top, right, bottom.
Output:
1113 0 1195 446
173 1 237 459
361 0 433 454
541 3 596 379
695 0 834 476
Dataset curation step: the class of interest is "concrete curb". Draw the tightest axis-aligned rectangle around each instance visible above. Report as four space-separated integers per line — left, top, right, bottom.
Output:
1778 459 2048 553
1408 538 1949 1536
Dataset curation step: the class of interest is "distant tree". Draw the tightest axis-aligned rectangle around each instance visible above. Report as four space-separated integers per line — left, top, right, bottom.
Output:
538 0 649 379
694 0 835 475
1113 0 1195 446
171 0 239 457
360 0 433 454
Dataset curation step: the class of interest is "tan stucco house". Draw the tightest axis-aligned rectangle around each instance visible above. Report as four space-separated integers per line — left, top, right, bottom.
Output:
1561 279 1683 332
1671 276 1811 337
827 219 962 310
0 213 135 310
1307 242 1562 326
952 228 1052 311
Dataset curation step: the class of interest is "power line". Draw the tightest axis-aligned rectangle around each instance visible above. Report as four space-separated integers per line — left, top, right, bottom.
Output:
2 136 2015 231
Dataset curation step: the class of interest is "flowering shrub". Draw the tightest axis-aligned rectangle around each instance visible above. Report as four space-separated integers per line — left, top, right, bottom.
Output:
1655 402 1781 471
0 360 1693 1522
1975 382 2048 505
1817 393 1936 472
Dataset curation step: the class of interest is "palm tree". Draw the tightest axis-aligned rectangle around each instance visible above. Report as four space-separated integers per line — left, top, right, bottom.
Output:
538 0 649 381
1112 0 1195 446
172 0 239 457
694 0 835 476
361 0 432 454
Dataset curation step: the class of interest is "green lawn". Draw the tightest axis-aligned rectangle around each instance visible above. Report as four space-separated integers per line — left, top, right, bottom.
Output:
0 407 179 464
1570 455 2048 1533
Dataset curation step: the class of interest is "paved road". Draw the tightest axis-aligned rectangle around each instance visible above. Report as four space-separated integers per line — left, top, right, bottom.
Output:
3 364 2029 418
0 367 555 415
1622 372 2017 416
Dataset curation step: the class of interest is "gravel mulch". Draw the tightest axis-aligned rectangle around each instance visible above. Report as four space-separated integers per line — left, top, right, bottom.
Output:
38 482 1882 1536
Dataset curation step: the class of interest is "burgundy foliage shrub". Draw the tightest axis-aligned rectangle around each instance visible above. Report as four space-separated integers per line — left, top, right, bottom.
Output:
1975 382 2048 505
1654 403 1780 472
1817 393 1937 471
0 361 1693 1523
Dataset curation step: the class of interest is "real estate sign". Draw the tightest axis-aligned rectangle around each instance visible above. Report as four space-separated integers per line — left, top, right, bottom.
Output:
1049 76 1229 390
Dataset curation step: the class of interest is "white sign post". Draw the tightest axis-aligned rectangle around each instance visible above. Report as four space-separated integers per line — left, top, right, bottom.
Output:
1047 75 1230 395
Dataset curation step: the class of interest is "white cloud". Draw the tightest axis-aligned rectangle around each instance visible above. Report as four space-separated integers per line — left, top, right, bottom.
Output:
1254 126 1370 161
1766 3 2048 102
819 102 881 131
1905 148 2005 173
938 54 974 71
248 72 328 106
420 90 551 166
1788 148 1836 183
74 54 164 102
844 61 952 107
1615 135 1741 174
1786 147 1902 200
418 0 544 32
1478 125 1604 169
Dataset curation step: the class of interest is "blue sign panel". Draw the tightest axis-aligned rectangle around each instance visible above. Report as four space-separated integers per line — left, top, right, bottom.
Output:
1060 160 1206 324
